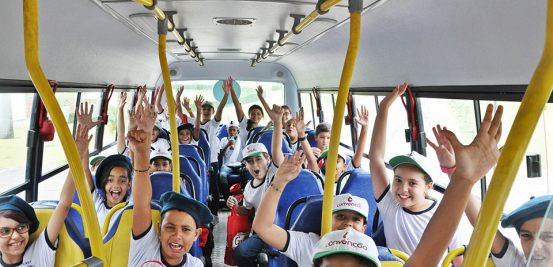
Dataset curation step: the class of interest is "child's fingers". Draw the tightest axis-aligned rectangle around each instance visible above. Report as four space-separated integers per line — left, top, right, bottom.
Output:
488 105 503 138
426 137 439 150
479 104 494 135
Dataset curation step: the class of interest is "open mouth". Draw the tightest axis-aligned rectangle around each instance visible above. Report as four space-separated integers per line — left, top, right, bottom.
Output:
253 170 261 176
9 241 24 249
110 190 122 201
169 242 184 252
531 254 546 261
397 194 410 200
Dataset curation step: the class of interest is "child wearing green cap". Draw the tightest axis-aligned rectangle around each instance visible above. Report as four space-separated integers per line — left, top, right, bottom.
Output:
127 99 210 267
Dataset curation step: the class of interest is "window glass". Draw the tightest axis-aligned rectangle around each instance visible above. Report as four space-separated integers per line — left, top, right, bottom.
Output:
172 80 284 127
378 96 411 161
420 98 477 189
319 93 335 125
299 92 316 130
42 92 78 174
38 169 68 200
480 101 553 245
102 91 121 148
79 92 102 152
0 93 35 192
352 95 378 168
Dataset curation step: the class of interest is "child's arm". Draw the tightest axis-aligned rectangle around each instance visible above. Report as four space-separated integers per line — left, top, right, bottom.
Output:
130 98 156 236
47 124 91 244
352 105 369 168
76 102 98 190
154 85 164 114
193 95 203 141
252 151 305 250
229 77 245 122
183 97 195 118
215 77 231 122
368 83 408 198
256 86 272 115
405 105 503 267
267 104 285 166
117 92 127 154
295 111 319 173
175 86 184 120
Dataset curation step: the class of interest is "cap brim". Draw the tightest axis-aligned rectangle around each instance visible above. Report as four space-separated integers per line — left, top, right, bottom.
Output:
243 152 264 160
332 208 368 220
389 155 429 177
313 250 380 267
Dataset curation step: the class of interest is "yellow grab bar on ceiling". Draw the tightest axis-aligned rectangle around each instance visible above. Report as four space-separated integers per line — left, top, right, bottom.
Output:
23 0 106 263
321 0 363 236
158 20 181 193
463 0 553 265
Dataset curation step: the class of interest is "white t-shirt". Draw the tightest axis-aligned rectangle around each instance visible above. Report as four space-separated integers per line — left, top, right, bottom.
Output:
200 119 221 163
219 136 242 164
281 230 320 267
376 186 466 266
0 229 57 267
151 138 171 153
93 190 126 229
491 238 525 267
128 224 203 267
157 108 182 132
242 162 278 213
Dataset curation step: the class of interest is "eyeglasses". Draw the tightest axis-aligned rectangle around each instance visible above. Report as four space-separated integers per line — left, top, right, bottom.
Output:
0 224 30 238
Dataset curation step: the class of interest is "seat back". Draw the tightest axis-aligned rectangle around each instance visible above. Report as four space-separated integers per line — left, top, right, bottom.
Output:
30 202 90 266
276 170 322 227
255 131 292 156
217 124 228 140
198 129 211 167
338 169 381 234
149 171 190 201
305 128 318 148
246 126 265 144
103 203 162 267
179 156 207 204
179 144 205 162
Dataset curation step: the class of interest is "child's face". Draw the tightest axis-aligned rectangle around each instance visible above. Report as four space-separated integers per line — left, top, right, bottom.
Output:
249 109 264 124
178 129 192 145
282 108 291 125
104 166 131 208
202 106 214 121
152 128 160 141
244 155 270 180
331 210 366 233
228 127 238 137
316 132 331 150
391 165 432 211
150 158 172 173
285 119 298 140
520 217 553 267
158 210 202 265
0 217 29 263
334 157 347 183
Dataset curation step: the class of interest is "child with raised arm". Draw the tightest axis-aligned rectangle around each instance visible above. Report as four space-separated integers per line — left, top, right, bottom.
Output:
127 98 212 267
229 78 265 148
427 122 552 267
368 83 465 266
0 125 83 266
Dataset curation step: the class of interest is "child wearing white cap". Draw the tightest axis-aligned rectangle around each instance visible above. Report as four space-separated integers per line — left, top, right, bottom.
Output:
313 228 380 267
368 84 467 266
149 148 172 173
219 120 242 164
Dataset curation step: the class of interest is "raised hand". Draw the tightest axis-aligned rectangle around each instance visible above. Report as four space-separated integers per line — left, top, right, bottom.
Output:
256 85 264 98
222 76 233 95
295 110 311 136
75 124 93 156
267 104 284 122
194 95 204 110
175 86 184 103
427 125 456 169
128 109 137 131
380 82 408 109
355 105 369 126
118 92 127 110
274 150 305 183
312 147 322 158
76 102 101 129
135 97 156 133
182 97 191 110
440 104 503 184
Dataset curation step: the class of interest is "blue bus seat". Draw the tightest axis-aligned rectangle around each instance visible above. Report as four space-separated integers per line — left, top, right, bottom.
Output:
246 126 265 144
30 201 91 266
198 129 211 168
149 171 190 201
337 169 381 235
179 156 207 204
184 155 209 201
254 130 292 156
217 124 228 140
276 170 322 228
179 144 206 162
306 129 317 148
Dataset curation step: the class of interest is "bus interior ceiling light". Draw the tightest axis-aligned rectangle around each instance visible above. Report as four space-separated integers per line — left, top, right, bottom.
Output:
213 17 256 26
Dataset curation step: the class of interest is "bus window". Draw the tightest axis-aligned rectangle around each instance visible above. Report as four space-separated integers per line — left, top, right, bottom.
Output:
102 92 120 148
42 92 78 175
79 92 102 152
378 95 411 161
0 93 34 192
420 98 477 189
319 93 334 125
352 95 378 166
299 92 316 128
172 80 284 125
38 169 69 200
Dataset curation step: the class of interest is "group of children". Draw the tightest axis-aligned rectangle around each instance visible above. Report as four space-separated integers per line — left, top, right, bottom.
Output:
0 81 550 267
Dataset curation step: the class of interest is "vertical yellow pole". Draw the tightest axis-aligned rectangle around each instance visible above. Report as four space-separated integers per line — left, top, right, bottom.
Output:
23 0 106 263
321 1 363 236
158 20 181 192
463 0 553 265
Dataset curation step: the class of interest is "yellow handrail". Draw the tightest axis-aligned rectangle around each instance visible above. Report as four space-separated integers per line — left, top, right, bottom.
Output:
101 202 127 236
321 0 362 236
463 0 553 265
23 0 105 263
441 246 464 267
158 20 181 192
391 249 410 262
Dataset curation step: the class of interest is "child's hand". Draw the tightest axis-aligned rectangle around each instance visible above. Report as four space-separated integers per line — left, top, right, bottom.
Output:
274 151 305 183
75 124 93 156
227 195 239 208
267 104 284 122
76 102 101 130
128 109 137 131
441 104 503 185
355 105 369 127
176 86 184 99
256 85 264 98
380 83 408 109
135 97 156 133
427 125 456 168
294 110 311 136
182 97 191 110
127 129 152 155
118 92 127 110
312 147 322 158
223 76 233 95
194 95 204 110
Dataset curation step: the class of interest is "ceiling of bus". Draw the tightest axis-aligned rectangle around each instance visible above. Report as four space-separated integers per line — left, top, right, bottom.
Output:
0 0 547 89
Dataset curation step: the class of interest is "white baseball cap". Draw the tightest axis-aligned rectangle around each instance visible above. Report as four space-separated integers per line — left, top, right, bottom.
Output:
389 151 437 181
150 148 172 162
242 143 269 160
332 193 369 220
313 227 380 267
228 120 239 129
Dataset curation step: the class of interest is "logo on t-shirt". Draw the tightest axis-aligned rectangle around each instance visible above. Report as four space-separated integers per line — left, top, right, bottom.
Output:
141 260 164 266
233 232 249 248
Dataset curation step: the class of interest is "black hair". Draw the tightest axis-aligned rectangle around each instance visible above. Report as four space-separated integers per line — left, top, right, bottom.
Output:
313 254 377 267
101 163 132 190
315 122 331 136
281 105 291 111
246 105 265 131
0 210 32 227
